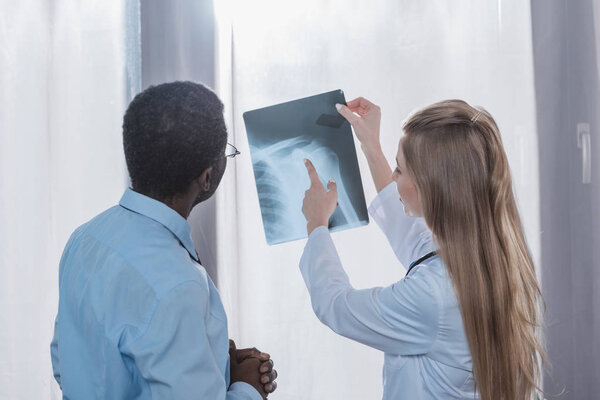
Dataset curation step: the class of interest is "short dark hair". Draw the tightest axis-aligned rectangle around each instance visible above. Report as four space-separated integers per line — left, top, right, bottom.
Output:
123 81 227 199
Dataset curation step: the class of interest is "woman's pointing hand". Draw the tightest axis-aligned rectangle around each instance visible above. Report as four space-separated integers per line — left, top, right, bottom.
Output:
302 159 338 235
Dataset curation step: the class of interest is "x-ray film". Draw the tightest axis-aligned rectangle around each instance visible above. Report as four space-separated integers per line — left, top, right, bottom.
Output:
243 89 369 245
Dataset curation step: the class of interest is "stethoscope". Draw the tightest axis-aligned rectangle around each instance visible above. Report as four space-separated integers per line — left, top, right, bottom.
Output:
405 251 438 277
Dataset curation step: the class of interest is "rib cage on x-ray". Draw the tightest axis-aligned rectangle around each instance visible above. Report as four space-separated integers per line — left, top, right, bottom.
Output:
250 136 361 244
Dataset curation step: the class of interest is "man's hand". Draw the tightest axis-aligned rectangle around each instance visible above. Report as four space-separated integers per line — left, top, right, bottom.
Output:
229 340 278 397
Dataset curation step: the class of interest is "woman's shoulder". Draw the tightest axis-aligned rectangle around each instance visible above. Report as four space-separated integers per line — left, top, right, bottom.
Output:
406 256 456 305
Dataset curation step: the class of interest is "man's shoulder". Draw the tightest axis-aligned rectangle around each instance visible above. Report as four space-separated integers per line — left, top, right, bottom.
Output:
64 205 209 297
67 205 128 242
60 205 123 261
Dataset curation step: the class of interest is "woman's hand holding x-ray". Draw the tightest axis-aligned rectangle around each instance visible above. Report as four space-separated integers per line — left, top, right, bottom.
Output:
336 97 382 152
302 159 338 235
337 97 393 193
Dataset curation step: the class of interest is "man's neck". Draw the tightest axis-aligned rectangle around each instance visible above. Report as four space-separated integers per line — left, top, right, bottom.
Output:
165 196 193 219
132 188 193 219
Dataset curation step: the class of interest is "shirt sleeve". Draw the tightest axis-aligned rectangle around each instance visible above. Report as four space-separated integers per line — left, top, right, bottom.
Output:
50 230 78 390
120 281 261 400
50 316 61 388
368 182 434 267
299 226 439 356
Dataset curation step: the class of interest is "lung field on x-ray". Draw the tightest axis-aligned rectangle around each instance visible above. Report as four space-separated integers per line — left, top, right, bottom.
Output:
250 135 361 244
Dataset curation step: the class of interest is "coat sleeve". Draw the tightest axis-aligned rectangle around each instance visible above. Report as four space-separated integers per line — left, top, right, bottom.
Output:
299 227 440 356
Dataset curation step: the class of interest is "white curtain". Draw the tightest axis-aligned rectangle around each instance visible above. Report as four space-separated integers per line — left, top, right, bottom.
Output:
214 1 539 399
0 1 543 398
0 1 140 398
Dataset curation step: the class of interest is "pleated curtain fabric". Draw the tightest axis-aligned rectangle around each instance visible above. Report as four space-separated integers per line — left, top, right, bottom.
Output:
0 1 140 398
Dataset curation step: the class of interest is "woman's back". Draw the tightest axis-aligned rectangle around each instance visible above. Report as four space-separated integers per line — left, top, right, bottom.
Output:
382 260 476 399
370 182 477 399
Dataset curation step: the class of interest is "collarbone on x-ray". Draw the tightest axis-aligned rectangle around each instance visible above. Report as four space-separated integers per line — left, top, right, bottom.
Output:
250 136 361 244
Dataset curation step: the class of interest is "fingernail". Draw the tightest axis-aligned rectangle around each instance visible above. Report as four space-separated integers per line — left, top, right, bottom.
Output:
303 158 308 164
335 103 342 111
328 178 335 184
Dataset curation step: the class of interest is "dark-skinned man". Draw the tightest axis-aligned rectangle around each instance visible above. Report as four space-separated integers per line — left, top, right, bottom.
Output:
50 81 277 399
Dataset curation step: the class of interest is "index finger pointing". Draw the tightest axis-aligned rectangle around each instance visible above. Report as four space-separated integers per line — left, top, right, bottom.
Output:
304 159 322 188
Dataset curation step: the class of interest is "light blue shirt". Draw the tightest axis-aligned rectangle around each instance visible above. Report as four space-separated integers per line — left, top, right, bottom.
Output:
50 188 261 400
300 182 479 399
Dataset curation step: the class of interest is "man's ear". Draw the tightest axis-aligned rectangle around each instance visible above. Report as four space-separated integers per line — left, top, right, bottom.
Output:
197 166 213 191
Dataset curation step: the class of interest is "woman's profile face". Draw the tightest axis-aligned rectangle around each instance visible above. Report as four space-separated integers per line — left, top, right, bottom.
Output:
392 141 423 217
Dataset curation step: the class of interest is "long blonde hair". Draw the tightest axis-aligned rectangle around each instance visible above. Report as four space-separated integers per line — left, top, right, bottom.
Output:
402 100 546 400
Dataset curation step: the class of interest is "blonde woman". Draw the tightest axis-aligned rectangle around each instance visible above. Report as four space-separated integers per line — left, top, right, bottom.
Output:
300 97 546 400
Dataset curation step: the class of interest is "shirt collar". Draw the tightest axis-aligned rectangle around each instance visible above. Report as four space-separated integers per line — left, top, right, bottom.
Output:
119 188 199 262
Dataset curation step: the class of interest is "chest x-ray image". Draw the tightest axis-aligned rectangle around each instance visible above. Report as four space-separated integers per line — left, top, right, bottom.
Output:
243 89 369 245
